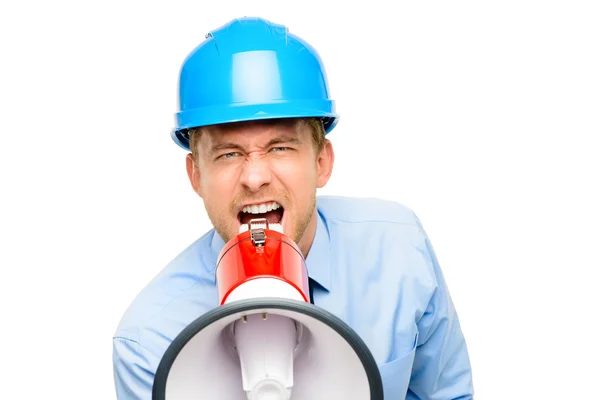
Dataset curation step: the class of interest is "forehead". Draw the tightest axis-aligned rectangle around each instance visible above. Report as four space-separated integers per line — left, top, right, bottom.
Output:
200 119 308 144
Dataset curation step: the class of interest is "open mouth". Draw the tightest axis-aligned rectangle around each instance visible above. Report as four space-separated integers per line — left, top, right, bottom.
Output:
238 201 284 227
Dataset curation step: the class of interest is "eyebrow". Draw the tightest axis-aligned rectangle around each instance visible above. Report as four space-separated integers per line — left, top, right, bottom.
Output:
208 142 245 156
208 135 302 156
265 135 302 147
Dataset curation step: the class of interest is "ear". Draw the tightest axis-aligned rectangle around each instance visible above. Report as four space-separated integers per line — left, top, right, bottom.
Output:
186 153 203 197
316 140 335 188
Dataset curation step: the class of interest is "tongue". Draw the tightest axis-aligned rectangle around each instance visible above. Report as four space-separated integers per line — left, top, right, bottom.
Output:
240 209 282 225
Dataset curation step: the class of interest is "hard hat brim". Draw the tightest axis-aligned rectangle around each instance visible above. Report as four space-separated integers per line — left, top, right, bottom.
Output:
171 99 338 150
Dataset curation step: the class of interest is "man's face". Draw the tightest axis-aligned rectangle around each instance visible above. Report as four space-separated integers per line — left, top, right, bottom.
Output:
186 119 334 250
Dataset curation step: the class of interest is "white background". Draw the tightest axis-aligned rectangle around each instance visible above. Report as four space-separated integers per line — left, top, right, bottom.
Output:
1 0 599 398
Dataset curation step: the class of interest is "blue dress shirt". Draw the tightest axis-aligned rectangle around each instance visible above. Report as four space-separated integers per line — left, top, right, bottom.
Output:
113 196 474 399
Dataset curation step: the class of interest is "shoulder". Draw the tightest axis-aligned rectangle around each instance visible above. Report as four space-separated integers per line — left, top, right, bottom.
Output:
113 230 217 343
316 195 420 226
315 195 433 272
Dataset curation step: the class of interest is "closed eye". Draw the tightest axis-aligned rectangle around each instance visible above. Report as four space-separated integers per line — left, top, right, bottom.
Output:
270 147 290 152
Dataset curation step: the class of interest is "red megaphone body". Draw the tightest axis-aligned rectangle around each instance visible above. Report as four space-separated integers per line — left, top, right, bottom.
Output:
216 219 310 305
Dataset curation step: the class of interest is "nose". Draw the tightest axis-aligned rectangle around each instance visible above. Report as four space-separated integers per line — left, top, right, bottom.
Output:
239 156 272 192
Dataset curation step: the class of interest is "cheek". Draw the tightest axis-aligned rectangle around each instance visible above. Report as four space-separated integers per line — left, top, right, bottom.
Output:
202 168 238 200
273 158 318 191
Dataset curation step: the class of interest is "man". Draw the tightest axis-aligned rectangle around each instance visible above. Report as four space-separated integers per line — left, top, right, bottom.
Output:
113 17 474 399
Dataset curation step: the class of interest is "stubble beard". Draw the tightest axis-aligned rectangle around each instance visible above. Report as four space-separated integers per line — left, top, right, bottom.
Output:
208 210 238 245
290 194 316 245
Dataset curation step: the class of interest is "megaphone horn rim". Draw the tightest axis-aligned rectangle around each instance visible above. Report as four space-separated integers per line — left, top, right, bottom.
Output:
152 297 384 400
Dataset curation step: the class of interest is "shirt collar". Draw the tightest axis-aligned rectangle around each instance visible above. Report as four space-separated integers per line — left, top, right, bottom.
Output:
208 210 331 292
305 210 331 292
209 230 225 272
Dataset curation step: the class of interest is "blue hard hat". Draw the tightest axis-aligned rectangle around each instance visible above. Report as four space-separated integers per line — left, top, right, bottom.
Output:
170 17 339 150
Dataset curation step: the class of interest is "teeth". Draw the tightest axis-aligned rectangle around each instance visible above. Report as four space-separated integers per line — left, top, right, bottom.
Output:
239 222 283 234
242 202 281 214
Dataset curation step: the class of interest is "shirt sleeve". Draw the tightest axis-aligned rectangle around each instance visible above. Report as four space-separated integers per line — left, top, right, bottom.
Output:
113 336 155 400
408 216 475 399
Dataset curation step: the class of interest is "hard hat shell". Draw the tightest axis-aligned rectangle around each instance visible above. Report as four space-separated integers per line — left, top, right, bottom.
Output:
171 17 339 150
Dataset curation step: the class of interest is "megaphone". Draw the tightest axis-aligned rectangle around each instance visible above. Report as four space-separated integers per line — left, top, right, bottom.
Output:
152 219 384 399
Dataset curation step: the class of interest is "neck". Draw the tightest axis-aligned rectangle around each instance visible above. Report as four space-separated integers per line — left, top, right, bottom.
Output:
295 207 318 259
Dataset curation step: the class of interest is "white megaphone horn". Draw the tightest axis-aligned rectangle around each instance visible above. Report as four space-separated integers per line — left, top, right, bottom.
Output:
152 219 384 400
